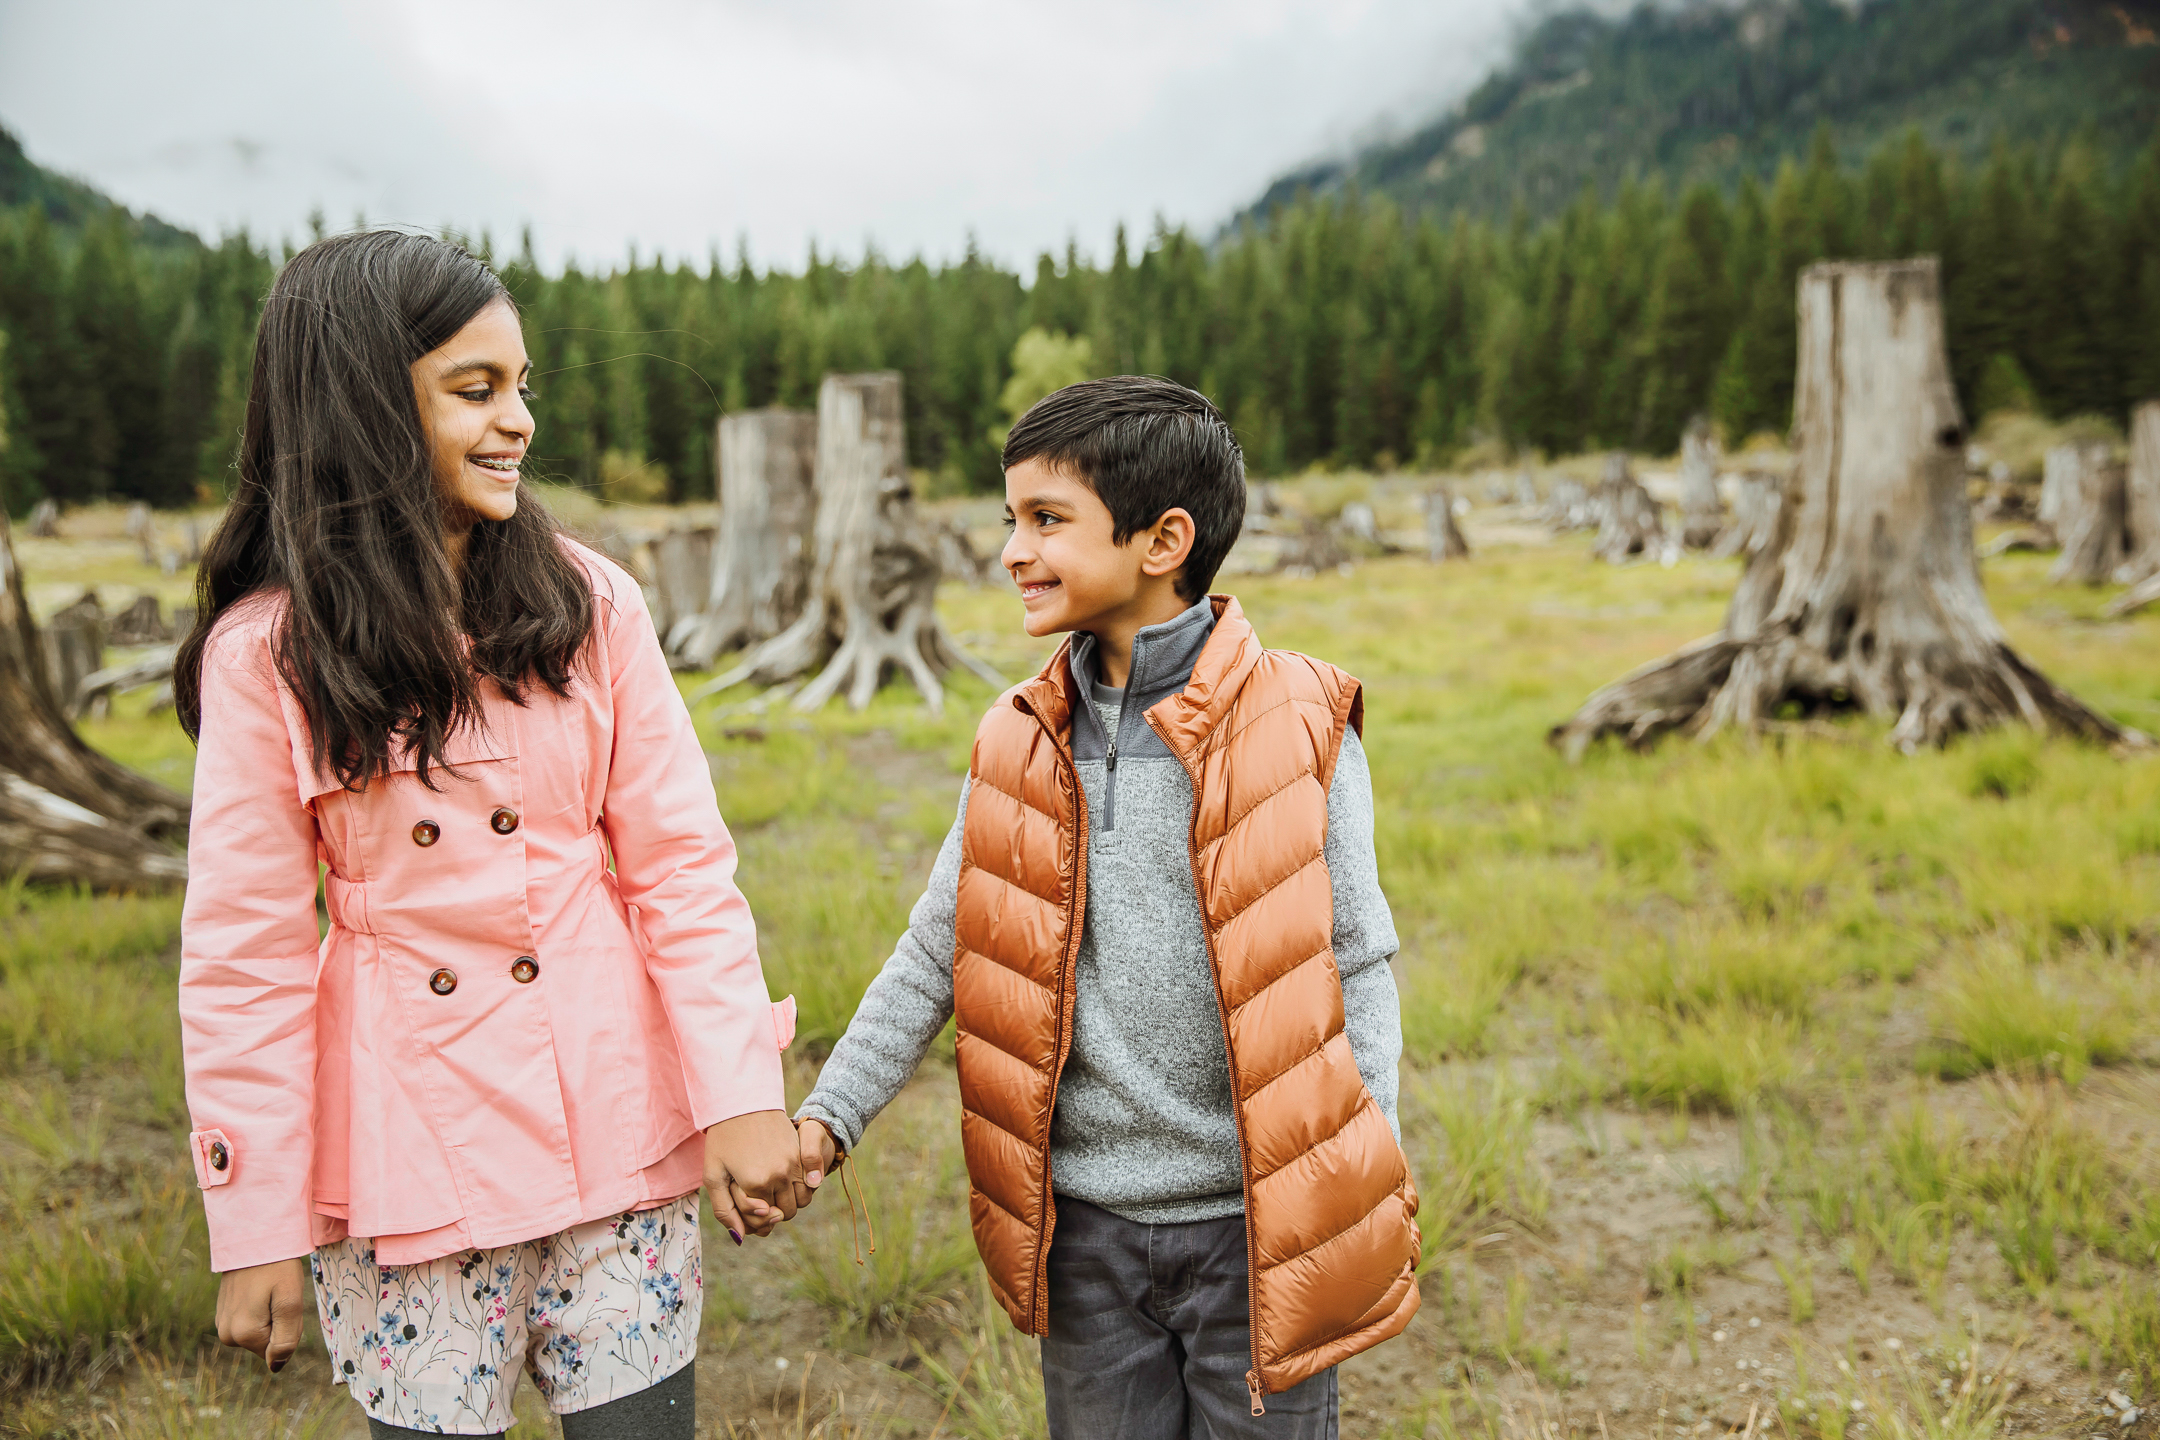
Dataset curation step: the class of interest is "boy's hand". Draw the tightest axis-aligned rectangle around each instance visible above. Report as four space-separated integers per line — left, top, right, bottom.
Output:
797 1118 841 1195
216 1257 309 1372
704 1110 807 1240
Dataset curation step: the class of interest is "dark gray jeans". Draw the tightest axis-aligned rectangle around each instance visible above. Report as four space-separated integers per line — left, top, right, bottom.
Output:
1040 1196 1338 1439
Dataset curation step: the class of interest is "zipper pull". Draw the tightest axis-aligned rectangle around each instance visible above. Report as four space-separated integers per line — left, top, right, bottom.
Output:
1106 735 1118 772
1247 1371 1265 1416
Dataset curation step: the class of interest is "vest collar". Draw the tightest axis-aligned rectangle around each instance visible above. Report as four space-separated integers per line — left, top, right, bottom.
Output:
1009 595 1260 760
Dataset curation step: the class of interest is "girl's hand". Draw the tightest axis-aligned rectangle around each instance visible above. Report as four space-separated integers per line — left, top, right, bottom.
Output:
704 1110 807 1240
216 1258 309 1371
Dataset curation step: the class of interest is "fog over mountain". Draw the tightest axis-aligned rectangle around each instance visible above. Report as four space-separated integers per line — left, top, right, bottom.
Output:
0 0 1537 267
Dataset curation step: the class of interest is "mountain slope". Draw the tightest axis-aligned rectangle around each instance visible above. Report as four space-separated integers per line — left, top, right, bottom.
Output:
0 125 198 250
1241 0 2160 225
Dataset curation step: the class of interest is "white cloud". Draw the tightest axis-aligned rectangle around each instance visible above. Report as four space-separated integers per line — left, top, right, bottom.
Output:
0 0 1526 268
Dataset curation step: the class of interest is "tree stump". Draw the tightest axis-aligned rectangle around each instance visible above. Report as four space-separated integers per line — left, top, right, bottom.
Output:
1590 453 1667 564
1678 421 1724 549
936 521 996 586
108 594 170 646
125 503 156 566
1339 501 1381 549
1541 478 1595 532
697 373 997 714
0 510 188 886
2044 443 2129 586
43 592 105 714
1711 470 1781 560
2114 401 2160 587
1424 487 1470 562
667 407 819 670
1552 258 2139 758
27 499 58 539
648 525 716 652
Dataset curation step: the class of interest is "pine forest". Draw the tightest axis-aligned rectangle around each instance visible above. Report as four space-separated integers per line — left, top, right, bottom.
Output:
1 124 2155 515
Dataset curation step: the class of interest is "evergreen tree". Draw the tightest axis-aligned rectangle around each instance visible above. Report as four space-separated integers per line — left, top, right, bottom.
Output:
1635 184 1734 451
0 327 38 514
2029 136 2120 419
2125 128 2160 407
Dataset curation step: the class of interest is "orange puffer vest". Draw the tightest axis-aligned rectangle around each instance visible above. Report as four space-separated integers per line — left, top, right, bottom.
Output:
952 596 1421 1405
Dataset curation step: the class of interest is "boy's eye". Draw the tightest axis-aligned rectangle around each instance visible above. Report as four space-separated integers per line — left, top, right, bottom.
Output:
1000 514 1016 529
1036 512 1060 527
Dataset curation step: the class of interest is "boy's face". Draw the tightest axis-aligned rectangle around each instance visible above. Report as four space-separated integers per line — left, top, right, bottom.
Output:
1001 458 1193 640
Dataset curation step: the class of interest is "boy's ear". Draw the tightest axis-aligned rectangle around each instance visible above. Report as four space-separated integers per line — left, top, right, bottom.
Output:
1138 507 1197 581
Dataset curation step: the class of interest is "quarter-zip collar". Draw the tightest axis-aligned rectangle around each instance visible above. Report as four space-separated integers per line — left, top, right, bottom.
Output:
1060 599 1216 831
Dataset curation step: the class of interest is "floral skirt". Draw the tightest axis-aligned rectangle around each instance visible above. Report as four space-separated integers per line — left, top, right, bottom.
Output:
311 1194 702 1434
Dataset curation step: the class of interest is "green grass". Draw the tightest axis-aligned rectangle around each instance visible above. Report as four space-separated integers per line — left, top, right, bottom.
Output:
12 506 2160 1432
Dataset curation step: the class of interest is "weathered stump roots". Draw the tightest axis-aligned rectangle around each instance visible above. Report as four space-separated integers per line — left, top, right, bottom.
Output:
1552 259 2142 759
0 511 189 886
695 373 997 715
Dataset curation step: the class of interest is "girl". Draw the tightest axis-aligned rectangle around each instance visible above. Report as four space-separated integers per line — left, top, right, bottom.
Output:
175 230 805 1438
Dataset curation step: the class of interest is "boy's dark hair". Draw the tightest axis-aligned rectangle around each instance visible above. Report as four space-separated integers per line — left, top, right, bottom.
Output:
1002 376 1246 603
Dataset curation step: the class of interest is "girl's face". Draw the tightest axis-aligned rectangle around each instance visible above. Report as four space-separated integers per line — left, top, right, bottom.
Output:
410 297 534 530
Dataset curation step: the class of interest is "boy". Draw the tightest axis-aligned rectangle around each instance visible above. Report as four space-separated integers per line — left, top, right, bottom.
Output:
795 377 1419 1436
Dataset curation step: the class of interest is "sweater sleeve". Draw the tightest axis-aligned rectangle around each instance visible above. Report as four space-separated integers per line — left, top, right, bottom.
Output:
596 571 785 1129
178 616 324 1271
1329 726 1404 1142
795 779 967 1153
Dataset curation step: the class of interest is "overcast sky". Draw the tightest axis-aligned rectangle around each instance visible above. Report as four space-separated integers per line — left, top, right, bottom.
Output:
0 0 1534 271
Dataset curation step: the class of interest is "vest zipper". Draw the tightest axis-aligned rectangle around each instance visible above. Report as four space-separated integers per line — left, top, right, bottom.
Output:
1018 691 1090 1337
1150 707 1269 1416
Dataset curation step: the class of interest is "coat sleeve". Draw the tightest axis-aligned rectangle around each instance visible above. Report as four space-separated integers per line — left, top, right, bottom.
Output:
178 616 324 1272
595 572 786 1130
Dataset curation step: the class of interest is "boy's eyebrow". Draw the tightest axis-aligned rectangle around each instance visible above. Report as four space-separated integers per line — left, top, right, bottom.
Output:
1010 494 1073 512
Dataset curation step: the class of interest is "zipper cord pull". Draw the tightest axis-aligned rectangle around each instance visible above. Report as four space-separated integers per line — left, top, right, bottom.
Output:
1105 734 1118 771
1247 1371 1265 1416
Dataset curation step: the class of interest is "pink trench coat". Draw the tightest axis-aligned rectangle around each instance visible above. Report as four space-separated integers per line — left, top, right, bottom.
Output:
179 541 791 1274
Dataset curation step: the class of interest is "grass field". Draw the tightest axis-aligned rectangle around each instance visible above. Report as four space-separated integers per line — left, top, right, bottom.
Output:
2 501 2156 1438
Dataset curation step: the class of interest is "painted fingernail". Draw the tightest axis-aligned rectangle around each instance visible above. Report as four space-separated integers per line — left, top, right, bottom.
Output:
270 1359 286 1374
728 1228 742 1246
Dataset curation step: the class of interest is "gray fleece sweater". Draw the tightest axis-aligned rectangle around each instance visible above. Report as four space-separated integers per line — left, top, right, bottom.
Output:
797 599 1403 1224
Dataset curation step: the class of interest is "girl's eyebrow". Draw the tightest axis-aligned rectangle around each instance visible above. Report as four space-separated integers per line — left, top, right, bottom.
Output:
441 359 519 380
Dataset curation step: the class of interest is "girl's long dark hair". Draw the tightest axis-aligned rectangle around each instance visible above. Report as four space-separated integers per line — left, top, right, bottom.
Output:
175 231 593 790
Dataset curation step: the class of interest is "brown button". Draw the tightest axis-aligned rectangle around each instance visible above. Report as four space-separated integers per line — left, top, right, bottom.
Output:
428 968 458 996
511 956 539 984
412 819 441 847
491 807 520 835
209 1140 230 1171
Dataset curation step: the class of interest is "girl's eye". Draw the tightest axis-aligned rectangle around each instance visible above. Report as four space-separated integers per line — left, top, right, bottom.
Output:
519 387 538 402
457 387 493 403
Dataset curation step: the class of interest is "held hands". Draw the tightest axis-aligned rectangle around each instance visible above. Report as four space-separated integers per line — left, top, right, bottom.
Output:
216 1257 309 1372
703 1110 810 1240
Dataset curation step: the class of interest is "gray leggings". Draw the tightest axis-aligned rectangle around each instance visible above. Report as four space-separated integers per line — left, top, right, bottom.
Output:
365 1359 694 1440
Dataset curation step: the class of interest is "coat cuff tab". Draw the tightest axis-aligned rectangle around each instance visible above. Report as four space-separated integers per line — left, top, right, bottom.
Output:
190 1129 235 1189
772 995 797 1052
